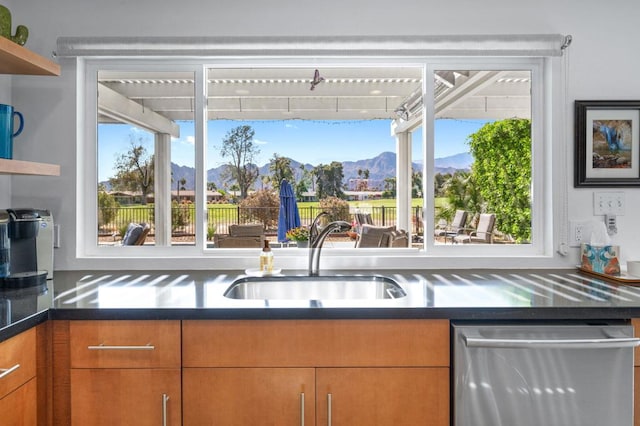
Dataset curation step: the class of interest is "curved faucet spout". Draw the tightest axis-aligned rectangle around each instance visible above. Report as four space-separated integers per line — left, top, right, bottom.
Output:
308 212 351 276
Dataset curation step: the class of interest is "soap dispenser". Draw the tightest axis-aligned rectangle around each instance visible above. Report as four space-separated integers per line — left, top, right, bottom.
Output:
259 240 273 273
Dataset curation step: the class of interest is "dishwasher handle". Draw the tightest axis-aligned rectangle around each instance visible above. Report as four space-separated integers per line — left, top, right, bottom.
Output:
463 333 640 349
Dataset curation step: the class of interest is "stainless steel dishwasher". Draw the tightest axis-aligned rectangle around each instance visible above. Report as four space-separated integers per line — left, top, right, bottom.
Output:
453 323 640 426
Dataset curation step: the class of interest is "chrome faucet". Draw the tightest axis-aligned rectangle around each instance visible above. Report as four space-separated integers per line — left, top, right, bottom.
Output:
308 211 352 276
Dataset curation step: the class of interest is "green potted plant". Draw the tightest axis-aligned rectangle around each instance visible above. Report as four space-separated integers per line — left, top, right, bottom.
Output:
286 226 310 248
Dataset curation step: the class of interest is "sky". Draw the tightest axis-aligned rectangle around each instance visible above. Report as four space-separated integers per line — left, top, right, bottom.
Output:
98 118 489 182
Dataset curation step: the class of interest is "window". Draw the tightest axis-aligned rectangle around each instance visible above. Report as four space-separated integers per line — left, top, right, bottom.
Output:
432 69 533 245
71 35 565 264
96 69 196 247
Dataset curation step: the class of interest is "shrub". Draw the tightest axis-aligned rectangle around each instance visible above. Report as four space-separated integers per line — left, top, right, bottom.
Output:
319 196 350 224
98 190 120 230
239 189 280 229
172 201 191 232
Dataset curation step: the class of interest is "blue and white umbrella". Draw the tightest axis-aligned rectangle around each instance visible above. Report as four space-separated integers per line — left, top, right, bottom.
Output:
277 179 301 242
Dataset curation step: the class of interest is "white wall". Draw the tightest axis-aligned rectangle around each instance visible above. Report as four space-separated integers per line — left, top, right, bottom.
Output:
7 0 640 271
0 73 11 207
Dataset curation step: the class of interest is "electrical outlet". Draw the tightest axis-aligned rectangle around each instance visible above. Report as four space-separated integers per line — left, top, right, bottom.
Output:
569 220 594 247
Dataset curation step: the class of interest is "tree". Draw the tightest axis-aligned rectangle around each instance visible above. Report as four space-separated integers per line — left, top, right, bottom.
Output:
439 171 483 223
109 139 154 205
219 125 260 200
467 118 531 242
295 164 312 200
269 154 294 190
411 171 423 198
355 168 371 191
382 177 396 198
176 177 187 202
313 161 344 199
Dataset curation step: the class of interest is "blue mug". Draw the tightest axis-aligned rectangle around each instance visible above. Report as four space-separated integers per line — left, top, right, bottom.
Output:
0 104 24 159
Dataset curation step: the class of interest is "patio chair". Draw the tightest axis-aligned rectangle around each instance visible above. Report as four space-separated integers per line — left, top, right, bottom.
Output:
356 224 396 248
214 223 265 248
453 213 496 244
354 213 373 227
121 222 150 246
434 210 468 243
385 229 409 247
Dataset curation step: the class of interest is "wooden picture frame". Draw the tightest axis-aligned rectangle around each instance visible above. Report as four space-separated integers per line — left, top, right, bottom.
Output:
575 100 640 187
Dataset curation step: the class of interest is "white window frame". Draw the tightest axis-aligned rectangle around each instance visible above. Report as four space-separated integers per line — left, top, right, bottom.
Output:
70 35 566 269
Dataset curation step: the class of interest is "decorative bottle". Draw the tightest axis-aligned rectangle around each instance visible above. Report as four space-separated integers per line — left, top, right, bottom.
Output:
259 240 273 273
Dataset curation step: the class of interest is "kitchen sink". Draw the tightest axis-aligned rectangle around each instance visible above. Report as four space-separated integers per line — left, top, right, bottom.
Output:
224 275 407 300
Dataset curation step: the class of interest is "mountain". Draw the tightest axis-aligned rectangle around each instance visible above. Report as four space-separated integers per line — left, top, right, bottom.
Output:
435 152 473 171
103 151 472 191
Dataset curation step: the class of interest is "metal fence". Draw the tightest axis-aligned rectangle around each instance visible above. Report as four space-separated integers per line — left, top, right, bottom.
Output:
99 205 424 238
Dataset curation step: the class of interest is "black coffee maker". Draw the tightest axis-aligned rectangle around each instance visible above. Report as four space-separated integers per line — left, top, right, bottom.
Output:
0 209 47 288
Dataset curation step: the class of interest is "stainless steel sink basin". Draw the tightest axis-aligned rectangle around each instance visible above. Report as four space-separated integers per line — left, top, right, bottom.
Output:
224 275 407 300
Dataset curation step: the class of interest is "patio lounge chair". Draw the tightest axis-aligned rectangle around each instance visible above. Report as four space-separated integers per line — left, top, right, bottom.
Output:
453 213 496 244
434 210 468 243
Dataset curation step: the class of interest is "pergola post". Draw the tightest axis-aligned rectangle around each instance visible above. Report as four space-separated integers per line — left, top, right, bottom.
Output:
395 130 412 238
154 133 172 246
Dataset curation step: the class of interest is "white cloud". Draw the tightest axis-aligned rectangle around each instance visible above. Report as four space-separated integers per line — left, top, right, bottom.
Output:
285 123 298 129
171 135 196 145
254 138 268 145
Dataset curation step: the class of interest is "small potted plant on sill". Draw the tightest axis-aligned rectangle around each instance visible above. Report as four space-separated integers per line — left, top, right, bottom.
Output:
286 226 310 248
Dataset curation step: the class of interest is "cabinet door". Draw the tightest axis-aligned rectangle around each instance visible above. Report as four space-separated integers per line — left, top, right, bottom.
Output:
0 377 37 426
70 368 181 426
0 327 36 399
317 367 449 426
183 367 315 426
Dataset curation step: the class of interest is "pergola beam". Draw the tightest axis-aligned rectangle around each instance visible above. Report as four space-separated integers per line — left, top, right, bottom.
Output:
98 83 180 138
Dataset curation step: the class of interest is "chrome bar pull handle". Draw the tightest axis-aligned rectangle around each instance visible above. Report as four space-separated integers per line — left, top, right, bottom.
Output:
300 392 305 426
464 335 640 349
327 393 332 426
162 393 169 426
0 364 20 379
87 343 155 350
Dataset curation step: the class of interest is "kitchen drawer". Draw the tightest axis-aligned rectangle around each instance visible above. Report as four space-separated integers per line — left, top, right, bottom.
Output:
0 327 36 400
69 320 180 368
183 319 449 367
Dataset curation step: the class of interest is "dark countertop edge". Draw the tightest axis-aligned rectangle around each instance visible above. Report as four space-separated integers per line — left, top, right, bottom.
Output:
0 310 49 342
48 306 640 321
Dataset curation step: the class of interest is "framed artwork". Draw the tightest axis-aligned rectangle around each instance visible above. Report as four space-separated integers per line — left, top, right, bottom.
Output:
575 100 640 187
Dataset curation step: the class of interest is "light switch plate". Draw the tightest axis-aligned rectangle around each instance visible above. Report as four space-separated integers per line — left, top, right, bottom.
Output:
594 192 625 216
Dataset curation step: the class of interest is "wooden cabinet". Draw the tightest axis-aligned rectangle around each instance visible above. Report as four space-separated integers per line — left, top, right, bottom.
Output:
183 319 450 426
0 37 61 176
0 327 37 426
66 320 181 426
